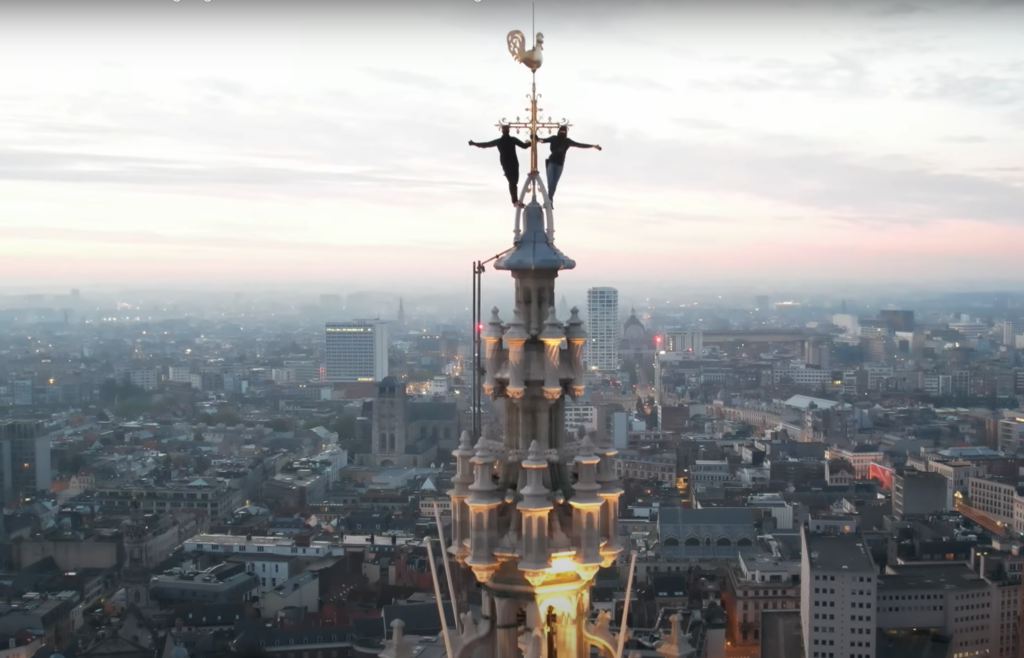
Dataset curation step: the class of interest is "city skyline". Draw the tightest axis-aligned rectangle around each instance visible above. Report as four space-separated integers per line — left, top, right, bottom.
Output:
2 0 1023 290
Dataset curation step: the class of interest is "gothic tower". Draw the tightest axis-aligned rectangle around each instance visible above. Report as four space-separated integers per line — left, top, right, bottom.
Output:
122 496 152 609
435 28 626 658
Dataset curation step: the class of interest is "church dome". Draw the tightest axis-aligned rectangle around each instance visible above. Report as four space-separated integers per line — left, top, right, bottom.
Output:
623 307 646 345
623 307 644 332
170 647 189 658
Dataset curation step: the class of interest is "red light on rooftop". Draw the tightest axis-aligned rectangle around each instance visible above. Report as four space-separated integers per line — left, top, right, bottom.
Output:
654 335 662 343
477 323 483 332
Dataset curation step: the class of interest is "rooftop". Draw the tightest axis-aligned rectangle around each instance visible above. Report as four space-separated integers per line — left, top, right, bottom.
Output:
151 571 255 589
187 534 332 548
937 446 1001 459
879 564 989 591
659 507 755 528
269 571 318 596
784 395 841 411
738 548 800 575
804 533 874 572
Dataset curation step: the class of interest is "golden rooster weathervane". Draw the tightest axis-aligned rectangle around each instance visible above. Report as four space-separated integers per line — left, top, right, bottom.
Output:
507 30 544 72
498 18 569 185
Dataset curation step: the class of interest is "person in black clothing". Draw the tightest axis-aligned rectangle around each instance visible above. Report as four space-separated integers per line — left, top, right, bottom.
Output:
469 126 532 207
538 126 602 206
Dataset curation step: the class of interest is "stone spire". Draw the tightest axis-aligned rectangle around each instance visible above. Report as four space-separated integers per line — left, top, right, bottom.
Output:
656 614 692 658
379 620 415 658
437 24 624 658
518 440 553 583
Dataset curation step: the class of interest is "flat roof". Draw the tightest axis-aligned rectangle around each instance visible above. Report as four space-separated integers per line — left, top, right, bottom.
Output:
879 564 988 591
187 534 332 547
151 571 255 589
804 533 874 573
760 610 804 658
785 394 841 411
738 550 800 576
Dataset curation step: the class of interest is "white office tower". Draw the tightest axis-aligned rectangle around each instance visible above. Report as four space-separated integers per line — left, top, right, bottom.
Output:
1001 319 1024 346
324 320 388 382
801 527 877 658
585 287 619 372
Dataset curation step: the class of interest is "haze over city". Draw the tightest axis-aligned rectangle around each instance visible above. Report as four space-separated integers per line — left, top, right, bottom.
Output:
8 3 1024 658
2 0 1023 296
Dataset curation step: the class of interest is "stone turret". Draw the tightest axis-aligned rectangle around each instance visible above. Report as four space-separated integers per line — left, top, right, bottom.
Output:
447 155 625 658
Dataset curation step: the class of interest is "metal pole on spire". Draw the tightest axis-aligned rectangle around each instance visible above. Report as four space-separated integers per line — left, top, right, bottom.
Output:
616 550 639 658
434 500 461 635
528 2 539 182
425 538 455 658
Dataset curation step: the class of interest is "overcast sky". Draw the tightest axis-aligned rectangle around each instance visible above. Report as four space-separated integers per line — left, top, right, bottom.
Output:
1 0 1022 293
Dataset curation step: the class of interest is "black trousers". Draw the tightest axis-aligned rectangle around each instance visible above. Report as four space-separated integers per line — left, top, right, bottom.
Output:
503 167 519 203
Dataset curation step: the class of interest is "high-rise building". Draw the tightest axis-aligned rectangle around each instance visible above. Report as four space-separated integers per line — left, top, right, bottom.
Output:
664 330 703 357
0 420 52 499
879 309 915 332
804 339 831 369
800 528 877 658
1001 319 1024 346
585 286 619 372
892 469 947 520
324 319 388 382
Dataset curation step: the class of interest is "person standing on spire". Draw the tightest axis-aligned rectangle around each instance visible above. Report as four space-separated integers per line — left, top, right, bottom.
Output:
538 125 601 207
469 126 532 208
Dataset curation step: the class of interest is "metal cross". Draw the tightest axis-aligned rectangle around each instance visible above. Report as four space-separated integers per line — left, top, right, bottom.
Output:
496 92 570 176
499 27 570 177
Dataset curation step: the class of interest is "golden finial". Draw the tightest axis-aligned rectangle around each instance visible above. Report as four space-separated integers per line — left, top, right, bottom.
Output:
497 25 569 180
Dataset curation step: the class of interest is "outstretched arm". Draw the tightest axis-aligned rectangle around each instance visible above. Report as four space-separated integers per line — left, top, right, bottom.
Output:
567 138 602 151
468 138 501 148
513 137 530 149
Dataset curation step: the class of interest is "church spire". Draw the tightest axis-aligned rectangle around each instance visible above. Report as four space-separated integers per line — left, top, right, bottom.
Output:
434 21 625 658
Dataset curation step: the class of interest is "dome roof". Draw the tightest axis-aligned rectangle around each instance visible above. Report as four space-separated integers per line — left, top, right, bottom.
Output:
623 307 644 331
494 201 575 272
170 647 189 658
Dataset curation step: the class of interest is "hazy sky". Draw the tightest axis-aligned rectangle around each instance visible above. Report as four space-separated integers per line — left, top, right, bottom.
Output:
1 0 1023 294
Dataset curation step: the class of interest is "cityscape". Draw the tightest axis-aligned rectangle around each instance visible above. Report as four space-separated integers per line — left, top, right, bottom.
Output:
2 2 1024 658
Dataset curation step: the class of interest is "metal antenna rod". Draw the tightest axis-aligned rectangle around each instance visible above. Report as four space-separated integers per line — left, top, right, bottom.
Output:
426 538 455 658
616 550 639 658
434 501 461 635
471 262 478 439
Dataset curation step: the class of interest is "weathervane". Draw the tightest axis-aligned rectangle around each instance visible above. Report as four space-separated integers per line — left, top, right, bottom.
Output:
500 25 570 185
